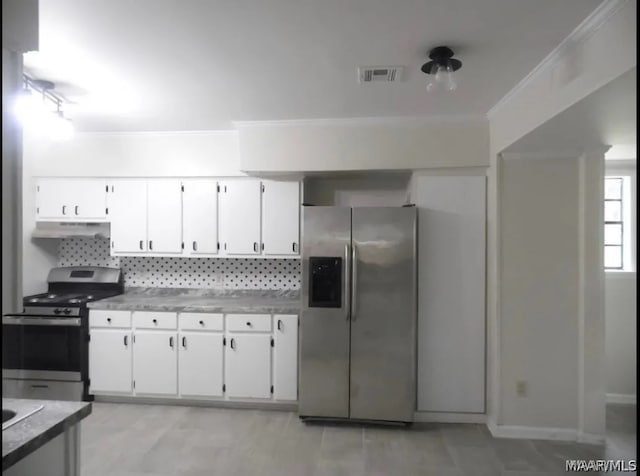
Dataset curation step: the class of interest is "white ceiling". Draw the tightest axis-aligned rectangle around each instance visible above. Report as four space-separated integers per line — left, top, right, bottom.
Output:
505 67 637 155
25 0 602 131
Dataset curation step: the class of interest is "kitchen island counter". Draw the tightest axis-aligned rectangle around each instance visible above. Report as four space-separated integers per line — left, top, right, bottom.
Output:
87 287 301 314
2 398 91 472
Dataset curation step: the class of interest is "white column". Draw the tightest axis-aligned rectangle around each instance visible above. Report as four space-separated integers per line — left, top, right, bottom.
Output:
577 147 608 443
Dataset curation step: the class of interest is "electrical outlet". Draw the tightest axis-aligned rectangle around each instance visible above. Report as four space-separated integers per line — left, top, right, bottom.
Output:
516 380 528 397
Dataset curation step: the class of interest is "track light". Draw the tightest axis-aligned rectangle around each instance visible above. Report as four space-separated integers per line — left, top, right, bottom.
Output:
14 76 74 140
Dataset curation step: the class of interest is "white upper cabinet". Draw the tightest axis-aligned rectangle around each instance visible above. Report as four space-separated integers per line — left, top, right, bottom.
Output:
36 178 107 221
182 181 218 256
262 181 300 255
35 176 301 258
109 180 148 254
147 180 183 254
219 180 262 255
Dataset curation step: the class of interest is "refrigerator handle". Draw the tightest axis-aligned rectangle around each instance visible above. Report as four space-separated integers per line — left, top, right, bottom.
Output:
344 243 351 320
351 243 358 321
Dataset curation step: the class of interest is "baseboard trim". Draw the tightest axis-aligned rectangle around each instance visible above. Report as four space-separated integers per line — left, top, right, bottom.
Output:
93 395 298 411
414 411 486 424
606 393 637 404
487 420 578 442
578 432 606 445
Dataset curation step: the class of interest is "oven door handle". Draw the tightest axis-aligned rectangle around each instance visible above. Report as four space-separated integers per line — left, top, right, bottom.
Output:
2 316 81 326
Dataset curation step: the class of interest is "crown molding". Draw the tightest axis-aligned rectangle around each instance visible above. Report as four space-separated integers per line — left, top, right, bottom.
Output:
232 114 487 129
487 0 629 119
500 145 611 161
73 130 239 137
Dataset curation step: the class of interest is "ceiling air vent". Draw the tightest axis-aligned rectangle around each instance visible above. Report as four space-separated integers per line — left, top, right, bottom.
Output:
358 66 403 83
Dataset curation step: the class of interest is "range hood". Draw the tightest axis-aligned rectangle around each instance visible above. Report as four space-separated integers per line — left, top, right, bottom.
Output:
32 222 110 239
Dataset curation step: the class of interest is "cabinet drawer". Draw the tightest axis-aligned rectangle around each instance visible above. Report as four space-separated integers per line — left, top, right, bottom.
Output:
226 314 272 332
89 310 131 328
179 313 223 331
133 311 177 329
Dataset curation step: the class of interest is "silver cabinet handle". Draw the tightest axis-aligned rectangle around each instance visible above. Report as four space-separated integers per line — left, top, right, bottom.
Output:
124 335 128 346
74 205 79 215
277 319 283 331
351 244 358 321
62 205 67 215
139 240 144 250
193 241 197 251
169 336 174 348
344 243 351 321
292 242 297 253
253 242 258 252
182 336 186 348
230 338 235 350
149 240 153 251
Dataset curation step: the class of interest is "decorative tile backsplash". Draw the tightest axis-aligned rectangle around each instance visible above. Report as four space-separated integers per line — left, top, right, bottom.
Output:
58 238 301 290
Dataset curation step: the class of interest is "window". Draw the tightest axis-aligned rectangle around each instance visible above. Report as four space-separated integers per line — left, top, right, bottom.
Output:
604 174 635 271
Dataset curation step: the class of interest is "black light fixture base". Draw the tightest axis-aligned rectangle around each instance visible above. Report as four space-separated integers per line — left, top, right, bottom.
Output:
421 45 462 74
428 46 455 60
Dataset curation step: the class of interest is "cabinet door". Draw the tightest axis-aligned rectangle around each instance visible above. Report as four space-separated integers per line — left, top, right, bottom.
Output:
72 179 107 220
133 331 178 396
178 332 223 398
36 179 71 220
147 180 183 254
262 181 300 255
109 180 148 254
273 315 298 400
414 176 486 413
219 180 261 255
225 334 271 398
89 329 132 394
183 181 218 256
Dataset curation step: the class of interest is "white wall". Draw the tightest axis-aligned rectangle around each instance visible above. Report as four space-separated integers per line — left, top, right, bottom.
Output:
2 0 38 313
605 274 637 400
2 49 23 312
21 130 243 294
500 157 580 429
238 118 489 172
2 0 38 53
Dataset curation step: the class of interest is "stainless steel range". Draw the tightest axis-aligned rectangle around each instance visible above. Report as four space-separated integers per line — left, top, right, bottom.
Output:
2 266 124 401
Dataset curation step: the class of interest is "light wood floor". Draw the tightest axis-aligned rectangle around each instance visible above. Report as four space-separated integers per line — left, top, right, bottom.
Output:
80 402 636 476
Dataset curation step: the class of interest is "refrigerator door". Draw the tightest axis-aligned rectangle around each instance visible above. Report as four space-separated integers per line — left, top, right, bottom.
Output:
299 207 352 418
349 207 416 422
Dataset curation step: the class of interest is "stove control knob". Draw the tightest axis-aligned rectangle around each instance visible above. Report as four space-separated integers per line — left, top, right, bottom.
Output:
53 309 62 315
63 308 71 315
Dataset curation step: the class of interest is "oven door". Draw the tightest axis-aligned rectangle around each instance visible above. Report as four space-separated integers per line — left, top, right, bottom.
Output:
2 314 83 381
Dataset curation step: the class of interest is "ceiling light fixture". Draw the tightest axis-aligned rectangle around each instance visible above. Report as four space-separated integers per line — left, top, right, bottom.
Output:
14 76 75 140
421 46 462 93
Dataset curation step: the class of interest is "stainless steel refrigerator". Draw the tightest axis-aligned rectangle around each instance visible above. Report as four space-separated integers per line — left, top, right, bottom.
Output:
299 206 417 423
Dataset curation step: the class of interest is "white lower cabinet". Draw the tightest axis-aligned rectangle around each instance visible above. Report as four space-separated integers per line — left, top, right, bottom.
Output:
133 331 178 396
273 315 298 400
178 332 224 398
89 329 132 394
225 334 272 399
89 310 298 403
